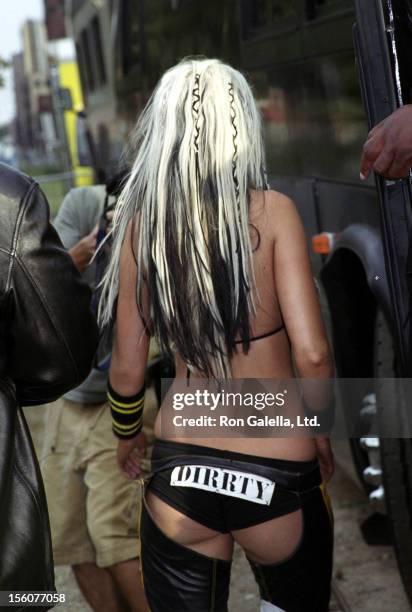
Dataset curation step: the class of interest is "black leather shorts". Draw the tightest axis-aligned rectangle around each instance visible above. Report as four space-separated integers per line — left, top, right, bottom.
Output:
147 439 322 532
140 440 333 612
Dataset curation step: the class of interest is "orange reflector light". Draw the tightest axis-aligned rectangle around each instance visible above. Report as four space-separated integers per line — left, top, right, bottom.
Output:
312 232 338 254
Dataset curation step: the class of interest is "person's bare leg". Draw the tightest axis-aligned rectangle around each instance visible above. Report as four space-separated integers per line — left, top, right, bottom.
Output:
107 558 148 612
72 562 124 612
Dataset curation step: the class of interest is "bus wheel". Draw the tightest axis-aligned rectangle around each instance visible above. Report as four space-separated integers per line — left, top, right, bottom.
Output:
375 308 412 603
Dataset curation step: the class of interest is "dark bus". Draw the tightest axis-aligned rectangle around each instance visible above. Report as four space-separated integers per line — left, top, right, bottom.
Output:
68 0 412 601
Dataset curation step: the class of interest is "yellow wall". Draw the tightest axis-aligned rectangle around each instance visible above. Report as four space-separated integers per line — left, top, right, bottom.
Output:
58 61 93 186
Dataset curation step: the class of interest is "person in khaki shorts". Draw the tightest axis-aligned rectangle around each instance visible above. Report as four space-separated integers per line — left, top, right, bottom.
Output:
40 175 152 612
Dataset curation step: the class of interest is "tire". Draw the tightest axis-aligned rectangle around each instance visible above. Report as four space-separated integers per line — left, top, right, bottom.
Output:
374 308 412 604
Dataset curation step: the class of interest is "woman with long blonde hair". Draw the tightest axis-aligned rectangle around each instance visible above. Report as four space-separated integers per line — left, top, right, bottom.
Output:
100 57 335 612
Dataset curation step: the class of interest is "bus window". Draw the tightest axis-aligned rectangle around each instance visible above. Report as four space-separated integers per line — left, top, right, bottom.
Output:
241 0 297 39
305 0 347 21
119 0 142 76
114 0 240 112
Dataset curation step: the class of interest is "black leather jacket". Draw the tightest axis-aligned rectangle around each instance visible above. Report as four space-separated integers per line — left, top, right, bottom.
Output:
0 164 99 606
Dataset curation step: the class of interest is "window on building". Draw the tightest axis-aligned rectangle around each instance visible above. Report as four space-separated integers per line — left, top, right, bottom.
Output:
91 16 107 86
75 41 88 99
76 114 94 167
80 28 95 92
71 0 87 16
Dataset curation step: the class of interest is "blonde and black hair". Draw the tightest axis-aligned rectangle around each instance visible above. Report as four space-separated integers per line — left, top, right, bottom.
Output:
99 58 268 378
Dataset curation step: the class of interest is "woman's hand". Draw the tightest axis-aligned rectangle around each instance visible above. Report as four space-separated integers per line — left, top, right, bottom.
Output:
315 437 334 483
117 432 147 479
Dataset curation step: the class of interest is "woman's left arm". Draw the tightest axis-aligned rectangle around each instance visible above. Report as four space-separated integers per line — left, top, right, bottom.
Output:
108 221 150 478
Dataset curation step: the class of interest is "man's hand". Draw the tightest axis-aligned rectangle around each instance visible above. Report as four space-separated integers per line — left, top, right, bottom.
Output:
69 225 99 272
360 104 412 180
106 210 114 232
117 432 147 479
315 437 334 483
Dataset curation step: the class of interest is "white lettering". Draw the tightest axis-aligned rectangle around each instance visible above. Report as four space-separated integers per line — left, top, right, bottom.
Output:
170 465 276 505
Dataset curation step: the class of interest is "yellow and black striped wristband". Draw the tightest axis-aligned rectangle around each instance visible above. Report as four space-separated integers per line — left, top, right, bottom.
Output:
107 381 145 439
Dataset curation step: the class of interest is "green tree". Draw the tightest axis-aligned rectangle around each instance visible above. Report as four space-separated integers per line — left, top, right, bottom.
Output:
0 124 9 140
0 57 9 88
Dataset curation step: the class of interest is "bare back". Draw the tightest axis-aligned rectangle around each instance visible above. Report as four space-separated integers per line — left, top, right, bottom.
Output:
157 189 333 461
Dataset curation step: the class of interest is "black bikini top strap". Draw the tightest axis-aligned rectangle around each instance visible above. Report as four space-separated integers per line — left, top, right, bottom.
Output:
185 323 286 375
235 323 285 345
